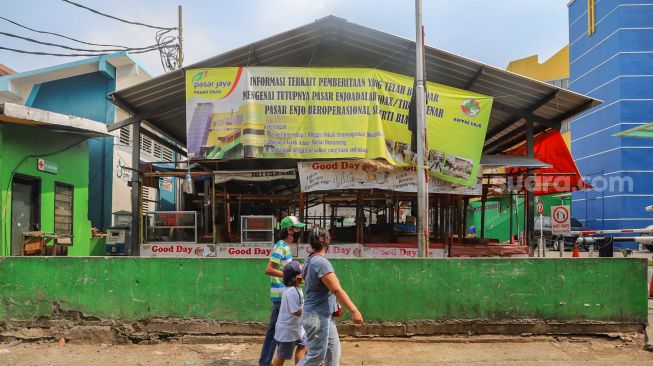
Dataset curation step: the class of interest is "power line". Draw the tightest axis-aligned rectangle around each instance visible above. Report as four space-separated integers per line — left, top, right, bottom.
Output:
61 0 177 31
0 15 143 49
0 45 177 57
0 31 173 53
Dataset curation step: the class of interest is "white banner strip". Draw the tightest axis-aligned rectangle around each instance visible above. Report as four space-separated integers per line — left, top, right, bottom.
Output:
214 169 296 183
298 160 481 195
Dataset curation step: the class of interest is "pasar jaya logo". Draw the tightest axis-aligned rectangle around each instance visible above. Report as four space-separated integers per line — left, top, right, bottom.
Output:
461 98 481 117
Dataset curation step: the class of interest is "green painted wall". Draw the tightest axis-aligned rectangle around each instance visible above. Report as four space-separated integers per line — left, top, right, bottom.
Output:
0 124 93 256
468 194 571 242
0 258 646 324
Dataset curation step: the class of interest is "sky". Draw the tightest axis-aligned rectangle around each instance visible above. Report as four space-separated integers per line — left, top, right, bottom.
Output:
1 0 570 76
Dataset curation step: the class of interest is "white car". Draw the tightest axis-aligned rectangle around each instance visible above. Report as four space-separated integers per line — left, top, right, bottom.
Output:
638 224 653 251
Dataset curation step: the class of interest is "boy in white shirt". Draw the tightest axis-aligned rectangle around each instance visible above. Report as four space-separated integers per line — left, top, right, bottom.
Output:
272 261 307 366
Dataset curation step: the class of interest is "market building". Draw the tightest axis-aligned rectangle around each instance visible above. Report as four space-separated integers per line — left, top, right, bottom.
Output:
0 103 109 256
568 0 653 235
0 52 180 233
107 16 599 258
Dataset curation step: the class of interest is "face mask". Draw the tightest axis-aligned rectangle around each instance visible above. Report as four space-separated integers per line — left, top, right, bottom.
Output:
292 230 302 242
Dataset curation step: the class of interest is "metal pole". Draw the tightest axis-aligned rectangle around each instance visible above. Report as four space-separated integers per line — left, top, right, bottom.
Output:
130 122 141 256
525 120 535 256
177 5 184 68
509 192 514 243
480 185 488 238
415 0 428 257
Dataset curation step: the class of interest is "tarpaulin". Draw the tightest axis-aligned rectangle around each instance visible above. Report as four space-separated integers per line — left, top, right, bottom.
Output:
505 129 590 195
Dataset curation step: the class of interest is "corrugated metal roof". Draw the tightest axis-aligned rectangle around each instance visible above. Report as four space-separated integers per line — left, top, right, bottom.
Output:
110 16 601 153
480 154 551 168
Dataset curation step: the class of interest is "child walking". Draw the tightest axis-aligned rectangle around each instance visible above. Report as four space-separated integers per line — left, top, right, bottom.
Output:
272 261 307 366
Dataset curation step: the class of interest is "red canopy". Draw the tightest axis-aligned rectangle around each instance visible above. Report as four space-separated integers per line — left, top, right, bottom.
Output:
505 129 590 195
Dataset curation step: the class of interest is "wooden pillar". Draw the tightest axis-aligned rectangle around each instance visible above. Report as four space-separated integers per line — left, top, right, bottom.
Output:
356 190 363 244
224 185 231 240
298 192 306 222
441 196 446 243
322 194 327 228
480 184 488 238
463 196 469 235
458 195 464 242
212 176 216 243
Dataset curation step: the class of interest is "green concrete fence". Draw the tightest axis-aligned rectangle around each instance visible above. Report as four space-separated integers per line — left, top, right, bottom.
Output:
0 257 647 324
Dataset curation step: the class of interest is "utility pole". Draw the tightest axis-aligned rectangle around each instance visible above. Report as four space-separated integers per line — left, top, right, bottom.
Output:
178 5 184 68
415 0 429 257
130 121 141 256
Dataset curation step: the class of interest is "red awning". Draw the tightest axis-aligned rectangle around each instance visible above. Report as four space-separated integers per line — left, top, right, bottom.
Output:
504 129 590 195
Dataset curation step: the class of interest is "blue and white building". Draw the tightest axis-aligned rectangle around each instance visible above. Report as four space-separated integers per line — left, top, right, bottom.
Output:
0 52 178 230
568 0 653 237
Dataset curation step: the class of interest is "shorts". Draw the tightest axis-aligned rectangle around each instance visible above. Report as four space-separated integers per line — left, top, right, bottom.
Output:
275 337 306 360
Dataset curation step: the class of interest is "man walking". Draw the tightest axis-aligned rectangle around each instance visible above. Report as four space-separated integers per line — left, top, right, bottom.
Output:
259 216 306 366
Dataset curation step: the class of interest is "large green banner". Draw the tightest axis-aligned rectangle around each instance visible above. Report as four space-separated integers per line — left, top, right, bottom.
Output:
186 67 492 186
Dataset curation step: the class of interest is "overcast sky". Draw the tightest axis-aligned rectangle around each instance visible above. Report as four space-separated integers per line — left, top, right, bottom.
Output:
1 0 570 76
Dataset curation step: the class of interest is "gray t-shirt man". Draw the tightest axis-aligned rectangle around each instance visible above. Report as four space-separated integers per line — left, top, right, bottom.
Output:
302 255 337 315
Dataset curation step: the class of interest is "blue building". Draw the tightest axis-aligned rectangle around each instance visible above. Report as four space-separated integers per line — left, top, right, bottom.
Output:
568 0 653 238
0 52 178 231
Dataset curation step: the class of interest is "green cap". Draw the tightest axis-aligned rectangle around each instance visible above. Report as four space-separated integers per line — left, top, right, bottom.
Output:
279 215 306 229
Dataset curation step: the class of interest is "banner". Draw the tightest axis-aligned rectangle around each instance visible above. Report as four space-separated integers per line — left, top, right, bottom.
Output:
140 243 218 258
297 160 481 195
186 67 492 186
214 169 296 183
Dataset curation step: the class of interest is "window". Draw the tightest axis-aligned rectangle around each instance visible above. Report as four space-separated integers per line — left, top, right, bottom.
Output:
153 143 162 160
142 186 158 213
140 135 153 156
119 126 131 146
546 78 569 90
162 146 173 162
54 183 73 236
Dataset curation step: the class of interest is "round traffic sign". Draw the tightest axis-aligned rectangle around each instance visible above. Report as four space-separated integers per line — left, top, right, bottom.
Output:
537 202 544 215
552 206 569 224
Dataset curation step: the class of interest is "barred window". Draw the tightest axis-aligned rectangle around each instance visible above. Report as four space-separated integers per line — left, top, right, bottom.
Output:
119 126 131 146
153 143 162 160
140 135 153 156
142 186 158 213
54 183 73 236
162 146 173 162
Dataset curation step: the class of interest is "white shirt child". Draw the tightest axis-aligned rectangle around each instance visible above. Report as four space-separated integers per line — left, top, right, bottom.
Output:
274 286 305 342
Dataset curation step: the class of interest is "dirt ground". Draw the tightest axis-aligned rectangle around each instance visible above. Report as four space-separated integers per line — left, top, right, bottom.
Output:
1 335 652 366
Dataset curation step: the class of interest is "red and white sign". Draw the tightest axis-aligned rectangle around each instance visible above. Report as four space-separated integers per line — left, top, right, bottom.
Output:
215 244 274 258
140 243 218 258
551 205 571 236
537 202 544 215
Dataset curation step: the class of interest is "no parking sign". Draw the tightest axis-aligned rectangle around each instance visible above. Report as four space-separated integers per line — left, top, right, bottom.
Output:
551 205 571 235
